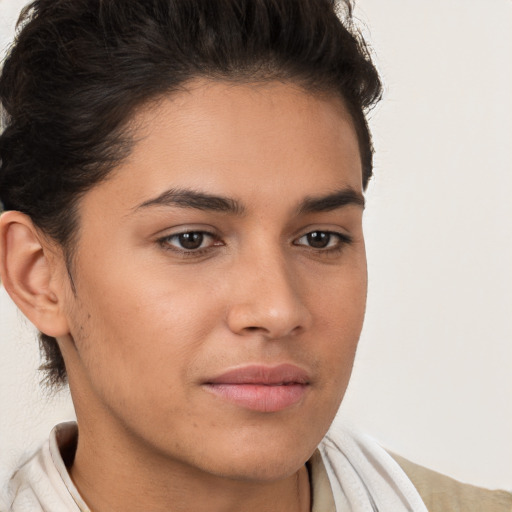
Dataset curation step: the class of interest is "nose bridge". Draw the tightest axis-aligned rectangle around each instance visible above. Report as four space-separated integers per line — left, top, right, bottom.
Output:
226 241 311 338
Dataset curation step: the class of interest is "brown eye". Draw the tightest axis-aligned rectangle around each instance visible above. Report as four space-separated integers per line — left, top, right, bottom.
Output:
306 231 331 248
294 230 352 252
160 231 220 252
178 232 204 250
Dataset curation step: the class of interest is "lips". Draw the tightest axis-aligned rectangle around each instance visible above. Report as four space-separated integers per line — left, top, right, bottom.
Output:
203 364 310 413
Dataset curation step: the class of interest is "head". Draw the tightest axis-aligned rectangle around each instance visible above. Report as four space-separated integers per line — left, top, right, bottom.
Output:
0 0 381 484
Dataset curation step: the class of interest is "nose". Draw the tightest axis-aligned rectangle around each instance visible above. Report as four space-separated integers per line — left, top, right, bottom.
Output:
226 250 312 340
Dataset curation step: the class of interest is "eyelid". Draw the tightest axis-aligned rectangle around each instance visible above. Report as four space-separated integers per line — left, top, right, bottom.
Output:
153 222 220 237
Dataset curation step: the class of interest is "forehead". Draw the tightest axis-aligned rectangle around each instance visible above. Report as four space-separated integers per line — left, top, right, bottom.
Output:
84 80 363 215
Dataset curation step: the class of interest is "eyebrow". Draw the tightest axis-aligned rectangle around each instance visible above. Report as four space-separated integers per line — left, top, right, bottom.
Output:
135 188 245 215
135 186 364 215
297 188 365 214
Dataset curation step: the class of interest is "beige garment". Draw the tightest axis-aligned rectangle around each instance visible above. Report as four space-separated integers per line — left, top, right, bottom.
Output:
392 453 512 512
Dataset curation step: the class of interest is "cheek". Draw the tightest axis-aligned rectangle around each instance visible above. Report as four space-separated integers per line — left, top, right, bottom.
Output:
308 250 367 324
307 261 367 381
68 263 221 403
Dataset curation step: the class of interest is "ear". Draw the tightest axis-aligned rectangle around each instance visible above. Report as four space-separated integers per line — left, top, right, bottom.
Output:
0 211 70 337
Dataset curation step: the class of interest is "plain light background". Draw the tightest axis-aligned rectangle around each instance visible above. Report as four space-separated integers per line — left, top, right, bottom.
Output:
1 0 511 492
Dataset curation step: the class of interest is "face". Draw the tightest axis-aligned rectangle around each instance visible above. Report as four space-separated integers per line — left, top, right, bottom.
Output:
58 80 367 482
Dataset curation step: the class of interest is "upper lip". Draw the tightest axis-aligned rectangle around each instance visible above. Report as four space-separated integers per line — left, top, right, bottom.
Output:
205 364 310 385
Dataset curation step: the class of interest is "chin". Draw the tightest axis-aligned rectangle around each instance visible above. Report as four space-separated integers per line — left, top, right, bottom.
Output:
203 450 312 483
185 427 321 482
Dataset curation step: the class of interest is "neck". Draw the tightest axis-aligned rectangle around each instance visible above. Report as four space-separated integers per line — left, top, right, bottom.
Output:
68 418 311 512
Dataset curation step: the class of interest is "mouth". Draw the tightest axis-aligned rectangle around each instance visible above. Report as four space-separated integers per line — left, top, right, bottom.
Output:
203 364 310 413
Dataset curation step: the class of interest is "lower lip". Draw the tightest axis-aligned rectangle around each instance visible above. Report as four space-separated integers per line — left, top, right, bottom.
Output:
203 383 308 412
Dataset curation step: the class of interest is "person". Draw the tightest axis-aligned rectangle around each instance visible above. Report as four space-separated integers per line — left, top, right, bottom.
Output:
0 0 510 511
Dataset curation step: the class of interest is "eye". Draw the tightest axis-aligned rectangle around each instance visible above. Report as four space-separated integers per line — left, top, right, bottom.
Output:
159 231 221 252
294 230 352 250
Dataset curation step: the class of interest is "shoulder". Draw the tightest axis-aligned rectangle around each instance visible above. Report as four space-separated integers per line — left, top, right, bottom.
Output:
2 423 84 512
318 426 430 511
3 449 47 512
390 453 512 512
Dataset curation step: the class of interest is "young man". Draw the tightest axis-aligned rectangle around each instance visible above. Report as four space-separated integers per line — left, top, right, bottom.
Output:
0 1 510 511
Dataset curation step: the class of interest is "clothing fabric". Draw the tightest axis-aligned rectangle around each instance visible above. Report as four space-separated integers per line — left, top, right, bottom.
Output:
318 423 428 512
4 423 89 512
3 421 510 511
391 453 512 512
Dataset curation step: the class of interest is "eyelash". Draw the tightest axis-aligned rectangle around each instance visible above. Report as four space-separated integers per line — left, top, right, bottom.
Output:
157 230 353 257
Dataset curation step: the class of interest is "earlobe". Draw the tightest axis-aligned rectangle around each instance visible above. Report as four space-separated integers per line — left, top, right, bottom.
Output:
0 211 70 338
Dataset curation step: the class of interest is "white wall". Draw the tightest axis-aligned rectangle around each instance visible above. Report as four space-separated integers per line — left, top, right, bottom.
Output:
1 0 511 491
339 0 512 490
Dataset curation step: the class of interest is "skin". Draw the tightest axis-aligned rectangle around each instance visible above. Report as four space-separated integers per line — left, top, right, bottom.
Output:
0 80 367 512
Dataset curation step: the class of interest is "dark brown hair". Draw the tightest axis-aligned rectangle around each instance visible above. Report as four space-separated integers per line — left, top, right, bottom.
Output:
0 0 381 389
